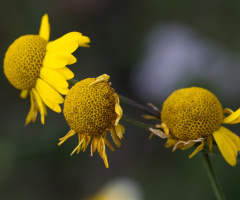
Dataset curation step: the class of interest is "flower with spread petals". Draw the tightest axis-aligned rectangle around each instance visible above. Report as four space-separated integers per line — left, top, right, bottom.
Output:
58 74 125 168
150 87 240 166
4 14 90 125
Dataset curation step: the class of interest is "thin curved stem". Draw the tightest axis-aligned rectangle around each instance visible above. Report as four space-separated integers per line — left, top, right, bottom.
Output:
121 115 153 131
202 153 225 200
118 94 161 118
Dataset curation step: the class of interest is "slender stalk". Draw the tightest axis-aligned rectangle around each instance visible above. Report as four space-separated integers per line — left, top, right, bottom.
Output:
121 115 153 130
118 94 161 118
202 153 225 200
68 78 79 86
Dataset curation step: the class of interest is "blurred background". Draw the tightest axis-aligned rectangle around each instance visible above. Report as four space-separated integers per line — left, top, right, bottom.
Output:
1 0 240 199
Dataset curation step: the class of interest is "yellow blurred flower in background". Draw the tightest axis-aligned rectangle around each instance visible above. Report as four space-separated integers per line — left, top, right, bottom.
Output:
4 14 90 125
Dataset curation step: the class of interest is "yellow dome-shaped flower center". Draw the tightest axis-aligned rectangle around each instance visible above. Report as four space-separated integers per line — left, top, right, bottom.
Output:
161 87 223 140
64 78 117 137
4 35 47 90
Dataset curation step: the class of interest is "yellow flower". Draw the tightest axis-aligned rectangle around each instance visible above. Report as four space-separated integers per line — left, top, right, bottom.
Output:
4 14 90 125
151 87 240 166
58 74 125 168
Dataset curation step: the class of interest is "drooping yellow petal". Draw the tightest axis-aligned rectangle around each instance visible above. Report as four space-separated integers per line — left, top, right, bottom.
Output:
43 52 77 68
47 32 90 53
156 123 169 136
31 88 46 124
71 138 84 156
55 67 74 80
114 93 123 126
218 126 240 151
109 127 121 147
222 108 240 124
213 126 238 166
165 138 176 148
104 137 115 152
91 137 99 156
58 129 76 146
189 141 204 158
25 92 36 125
115 123 125 140
40 67 69 95
35 79 63 113
81 135 91 152
39 14 50 42
97 138 109 168
20 90 28 99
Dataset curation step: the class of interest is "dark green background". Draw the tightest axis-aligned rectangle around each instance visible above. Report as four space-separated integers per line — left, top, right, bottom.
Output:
0 0 240 199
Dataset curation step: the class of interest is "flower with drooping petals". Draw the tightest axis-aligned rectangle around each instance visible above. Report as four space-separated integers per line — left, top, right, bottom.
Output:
150 87 240 166
58 74 125 168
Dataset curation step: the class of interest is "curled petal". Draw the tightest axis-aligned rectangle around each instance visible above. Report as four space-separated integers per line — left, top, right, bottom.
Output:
222 108 240 124
47 32 90 54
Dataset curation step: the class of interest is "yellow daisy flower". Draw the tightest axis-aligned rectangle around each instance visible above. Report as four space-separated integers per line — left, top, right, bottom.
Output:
150 87 240 166
4 14 90 125
58 74 125 168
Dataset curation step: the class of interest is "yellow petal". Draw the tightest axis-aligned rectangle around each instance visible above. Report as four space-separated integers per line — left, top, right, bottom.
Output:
223 108 233 114
20 90 29 99
25 92 36 125
222 108 240 124
89 74 110 87
218 126 240 151
43 52 77 68
189 141 204 158
81 135 91 152
212 127 238 166
115 123 125 140
97 138 109 168
109 127 121 147
78 35 90 47
40 67 69 95
39 14 50 42
58 129 76 146
55 67 74 80
165 138 176 148
31 88 46 124
47 32 90 54
104 137 115 151
35 79 63 113
114 94 123 126
91 137 99 156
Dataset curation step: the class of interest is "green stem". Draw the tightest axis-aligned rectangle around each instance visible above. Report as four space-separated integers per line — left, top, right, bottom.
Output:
121 115 153 131
68 78 79 86
118 94 161 118
202 153 225 200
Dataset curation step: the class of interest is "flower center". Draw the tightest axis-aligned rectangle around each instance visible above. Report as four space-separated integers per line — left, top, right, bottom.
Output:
161 87 223 140
4 35 47 90
64 78 117 137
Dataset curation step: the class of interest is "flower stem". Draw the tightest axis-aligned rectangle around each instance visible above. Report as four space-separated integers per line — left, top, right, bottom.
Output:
121 115 153 131
118 94 160 118
202 153 225 200
68 78 79 86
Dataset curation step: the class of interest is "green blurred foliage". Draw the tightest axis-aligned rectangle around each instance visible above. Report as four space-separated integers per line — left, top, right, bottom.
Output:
1 0 240 199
